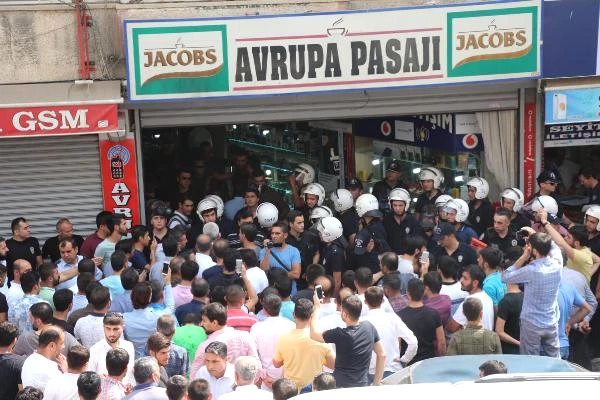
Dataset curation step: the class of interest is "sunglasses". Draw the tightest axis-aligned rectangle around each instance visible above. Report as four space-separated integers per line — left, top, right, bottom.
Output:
544 181 557 186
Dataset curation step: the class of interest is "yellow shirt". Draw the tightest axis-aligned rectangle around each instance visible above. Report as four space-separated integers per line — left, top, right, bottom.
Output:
273 328 332 388
567 247 594 283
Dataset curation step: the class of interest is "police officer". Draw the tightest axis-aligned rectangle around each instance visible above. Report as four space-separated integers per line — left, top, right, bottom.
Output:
297 183 326 227
289 163 316 209
415 167 444 220
443 198 478 245
383 188 423 254
480 207 520 254
352 193 391 274
500 187 531 232
584 206 600 256
346 177 364 201
316 216 347 295
372 159 405 214
531 170 564 219
256 202 279 238
432 222 477 275
466 177 494 236
286 210 320 290
330 188 359 243
205 194 237 237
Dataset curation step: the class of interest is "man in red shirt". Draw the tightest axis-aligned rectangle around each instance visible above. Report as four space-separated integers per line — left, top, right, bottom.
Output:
225 284 257 332
80 211 113 259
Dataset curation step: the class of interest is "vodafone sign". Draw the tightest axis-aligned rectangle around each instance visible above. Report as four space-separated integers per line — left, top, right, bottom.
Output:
0 104 118 138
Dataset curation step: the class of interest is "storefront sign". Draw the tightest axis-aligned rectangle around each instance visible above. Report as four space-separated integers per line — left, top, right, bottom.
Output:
125 0 540 102
523 103 536 199
545 88 600 125
0 104 119 138
99 132 141 228
544 122 600 147
355 113 483 152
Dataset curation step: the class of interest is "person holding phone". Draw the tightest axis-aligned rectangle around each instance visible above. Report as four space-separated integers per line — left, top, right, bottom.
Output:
259 223 301 296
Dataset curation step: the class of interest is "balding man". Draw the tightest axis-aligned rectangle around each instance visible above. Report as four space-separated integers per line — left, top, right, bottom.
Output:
220 356 271 400
21 327 66 391
6 259 32 307
42 218 84 263
195 235 215 278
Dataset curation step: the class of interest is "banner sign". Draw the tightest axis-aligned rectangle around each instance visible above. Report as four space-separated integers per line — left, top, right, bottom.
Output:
523 103 536 198
125 0 540 102
354 113 483 152
99 132 141 229
0 104 119 138
544 122 600 147
545 87 600 125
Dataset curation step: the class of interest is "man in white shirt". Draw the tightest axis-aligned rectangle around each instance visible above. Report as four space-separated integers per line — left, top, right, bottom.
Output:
56 238 85 290
43 345 90 400
194 341 235 400
249 293 294 389
220 356 271 400
6 259 31 306
447 264 495 332
240 249 268 295
21 326 66 391
74 286 111 347
195 234 216 277
88 312 135 383
437 255 469 315
361 286 418 376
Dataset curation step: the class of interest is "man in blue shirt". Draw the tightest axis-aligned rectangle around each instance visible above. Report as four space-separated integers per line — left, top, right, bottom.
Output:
557 282 592 359
478 247 507 310
503 226 562 357
259 223 301 295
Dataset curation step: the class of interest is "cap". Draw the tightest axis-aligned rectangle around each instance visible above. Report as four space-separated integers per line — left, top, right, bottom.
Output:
434 222 456 237
537 170 560 184
386 160 402 174
346 177 363 190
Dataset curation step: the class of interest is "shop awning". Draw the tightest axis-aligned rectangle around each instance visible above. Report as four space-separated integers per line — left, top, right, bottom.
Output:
0 80 123 108
0 81 123 138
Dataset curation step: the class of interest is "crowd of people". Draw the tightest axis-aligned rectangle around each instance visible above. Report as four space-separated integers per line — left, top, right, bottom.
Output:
1 153 600 400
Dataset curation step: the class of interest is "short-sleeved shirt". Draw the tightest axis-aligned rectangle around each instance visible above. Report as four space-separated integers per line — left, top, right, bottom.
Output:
455 224 478 246
0 353 25 400
353 221 390 273
481 228 521 255
468 199 494 236
94 239 117 277
80 233 104 259
483 271 508 306
433 242 477 275
322 321 380 388
321 239 346 275
567 247 594 283
42 235 84 263
496 292 524 354
340 208 359 240
558 283 585 347
172 324 208 363
509 213 531 232
286 231 320 287
131 249 149 271
414 190 442 214
259 245 301 293
6 237 41 280
0 292 8 315
398 306 442 363
383 213 424 254
452 291 495 330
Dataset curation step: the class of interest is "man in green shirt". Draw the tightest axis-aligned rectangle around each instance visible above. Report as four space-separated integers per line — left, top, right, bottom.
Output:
172 314 207 368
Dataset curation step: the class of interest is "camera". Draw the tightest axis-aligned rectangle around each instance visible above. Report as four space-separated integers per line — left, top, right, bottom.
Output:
267 241 283 249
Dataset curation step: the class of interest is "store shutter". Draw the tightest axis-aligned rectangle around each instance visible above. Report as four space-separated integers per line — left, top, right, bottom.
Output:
0 134 104 244
137 81 526 127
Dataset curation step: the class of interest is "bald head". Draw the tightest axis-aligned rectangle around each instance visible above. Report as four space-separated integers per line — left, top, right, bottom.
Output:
196 234 212 253
13 259 32 283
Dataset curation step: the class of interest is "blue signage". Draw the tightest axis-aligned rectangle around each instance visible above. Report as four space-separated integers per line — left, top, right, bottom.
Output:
354 114 484 152
545 88 600 125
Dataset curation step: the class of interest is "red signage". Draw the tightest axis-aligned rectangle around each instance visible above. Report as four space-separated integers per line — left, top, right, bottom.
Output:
523 103 536 199
99 133 141 228
0 104 118 138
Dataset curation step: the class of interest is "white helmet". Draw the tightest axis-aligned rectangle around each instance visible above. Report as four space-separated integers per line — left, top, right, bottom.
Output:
466 177 489 199
444 198 470 223
294 163 315 184
531 195 559 216
302 183 325 206
419 167 444 189
196 199 219 221
204 194 224 218
585 205 600 231
310 205 333 225
435 194 453 209
317 216 344 243
355 193 382 218
256 202 279 228
389 188 411 205
500 188 525 212
330 189 354 213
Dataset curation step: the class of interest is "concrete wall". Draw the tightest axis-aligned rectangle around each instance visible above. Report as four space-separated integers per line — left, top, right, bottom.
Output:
0 0 478 84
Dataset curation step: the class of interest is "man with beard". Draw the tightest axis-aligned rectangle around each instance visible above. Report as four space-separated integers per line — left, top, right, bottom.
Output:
94 214 129 277
383 188 423 255
88 312 135 383
168 194 195 230
447 264 495 333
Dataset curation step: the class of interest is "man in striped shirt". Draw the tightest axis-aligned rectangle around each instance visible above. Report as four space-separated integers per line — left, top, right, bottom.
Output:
503 226 562 357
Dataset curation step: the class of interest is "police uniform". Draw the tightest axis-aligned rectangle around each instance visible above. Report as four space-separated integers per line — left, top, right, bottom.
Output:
587 183 600 206
372 180 405 215
383 213 424 254
433 242 477 275
455 224 478 245
339 207 360 240
414 190 442 214
287 230 320 290
530 191 564 218
481 228 520 254
588 234 600 257
509 213 531 232
353 220 390 274
468 198 494 236
321 237 348 277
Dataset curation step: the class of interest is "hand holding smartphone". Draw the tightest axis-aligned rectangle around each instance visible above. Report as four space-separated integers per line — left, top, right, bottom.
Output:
315 284 324 300
235 259 243 274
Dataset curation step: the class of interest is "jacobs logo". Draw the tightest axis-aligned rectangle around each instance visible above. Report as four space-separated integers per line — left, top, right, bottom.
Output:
447 7 538 77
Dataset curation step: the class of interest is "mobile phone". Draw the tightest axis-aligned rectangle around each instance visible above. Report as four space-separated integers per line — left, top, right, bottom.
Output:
162 262 169 274
315 285 324 300
420 251 430 264
235 259 243 274
553 93 567 120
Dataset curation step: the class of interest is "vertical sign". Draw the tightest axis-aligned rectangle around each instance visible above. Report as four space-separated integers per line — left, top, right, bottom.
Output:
99 131 141 228
523 103 536 199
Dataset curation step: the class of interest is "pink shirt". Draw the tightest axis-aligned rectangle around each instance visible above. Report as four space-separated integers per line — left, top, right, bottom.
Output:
249 316 295 382
226 309 258 332
172 285 193 308
190 326 258 378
